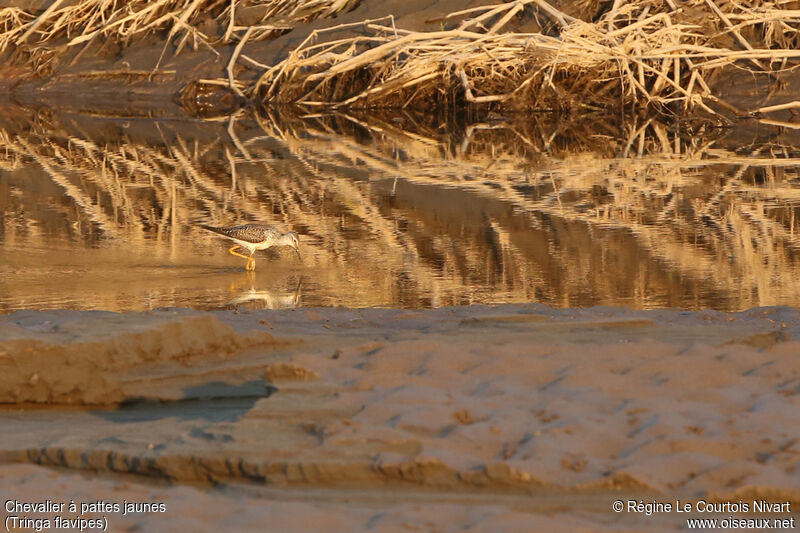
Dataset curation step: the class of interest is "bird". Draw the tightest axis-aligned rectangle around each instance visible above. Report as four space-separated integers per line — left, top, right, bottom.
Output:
200 223 300 271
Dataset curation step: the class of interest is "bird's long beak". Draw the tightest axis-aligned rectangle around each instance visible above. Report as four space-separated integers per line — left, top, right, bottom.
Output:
295 247 301 260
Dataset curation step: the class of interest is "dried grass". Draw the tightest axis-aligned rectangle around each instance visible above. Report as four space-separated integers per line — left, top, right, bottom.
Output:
6 1 800 116
247 0 800 115
0 0 359 75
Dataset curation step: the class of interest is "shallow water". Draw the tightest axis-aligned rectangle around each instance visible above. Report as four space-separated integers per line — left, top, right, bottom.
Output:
2 107 800 312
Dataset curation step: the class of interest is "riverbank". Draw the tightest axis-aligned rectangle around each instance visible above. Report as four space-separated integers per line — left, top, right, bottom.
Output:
3 1 800 119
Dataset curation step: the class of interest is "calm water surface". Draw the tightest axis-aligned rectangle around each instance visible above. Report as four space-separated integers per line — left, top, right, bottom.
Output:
2 107 799 312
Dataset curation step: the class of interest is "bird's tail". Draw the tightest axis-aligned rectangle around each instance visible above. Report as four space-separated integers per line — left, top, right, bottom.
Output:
199 224 224 236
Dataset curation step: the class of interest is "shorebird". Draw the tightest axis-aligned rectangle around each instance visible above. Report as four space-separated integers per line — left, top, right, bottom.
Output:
200 223 300 271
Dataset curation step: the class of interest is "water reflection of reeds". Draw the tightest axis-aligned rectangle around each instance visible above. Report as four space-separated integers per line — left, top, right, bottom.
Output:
1 106 799 310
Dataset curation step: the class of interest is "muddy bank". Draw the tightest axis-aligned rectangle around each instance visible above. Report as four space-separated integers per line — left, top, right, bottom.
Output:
1 305 799 514
0 309 292 404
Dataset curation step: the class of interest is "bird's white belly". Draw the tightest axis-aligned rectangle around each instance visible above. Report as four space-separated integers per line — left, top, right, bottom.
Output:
231 238 260 253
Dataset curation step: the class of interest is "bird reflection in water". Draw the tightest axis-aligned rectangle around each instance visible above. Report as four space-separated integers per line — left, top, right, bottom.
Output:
228 273 302 310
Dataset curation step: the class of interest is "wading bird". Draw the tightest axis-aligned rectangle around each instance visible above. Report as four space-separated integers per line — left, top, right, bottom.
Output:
200 224 300 271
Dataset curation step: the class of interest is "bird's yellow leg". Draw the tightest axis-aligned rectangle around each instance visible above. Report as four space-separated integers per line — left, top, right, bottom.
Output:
246 257 256 271
228 245 250 260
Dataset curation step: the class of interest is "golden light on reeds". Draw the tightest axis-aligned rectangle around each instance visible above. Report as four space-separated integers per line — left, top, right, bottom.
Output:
0 0 359 77
3 0 800 119
244 0 800 115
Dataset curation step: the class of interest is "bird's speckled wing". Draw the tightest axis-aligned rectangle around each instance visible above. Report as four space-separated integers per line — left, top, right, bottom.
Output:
200 224 277 244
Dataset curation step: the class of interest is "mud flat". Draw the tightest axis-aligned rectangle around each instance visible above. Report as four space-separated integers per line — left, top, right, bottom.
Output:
0 304 798 531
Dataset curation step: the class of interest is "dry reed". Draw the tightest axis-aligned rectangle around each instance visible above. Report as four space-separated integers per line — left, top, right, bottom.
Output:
247 0 800 115
0 0 358 76
5 1 800 117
